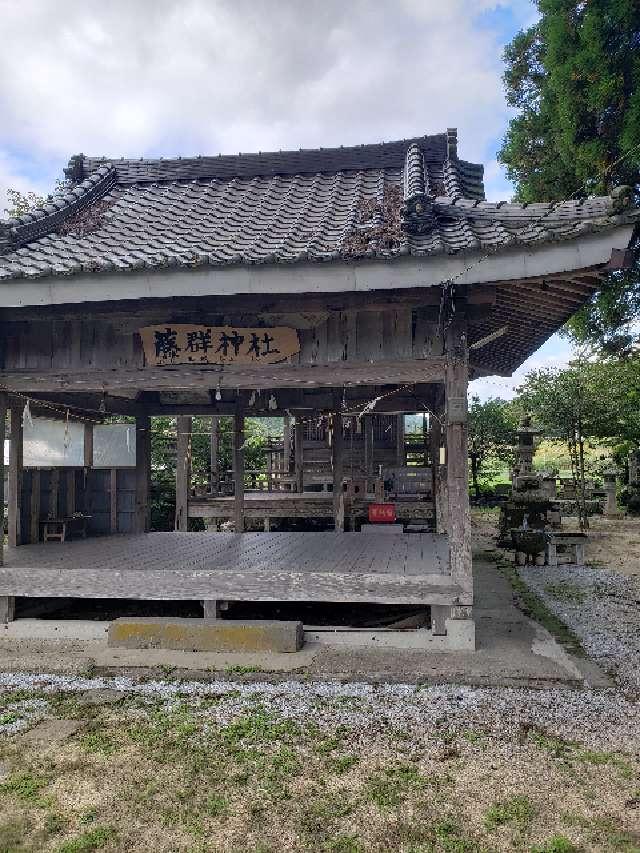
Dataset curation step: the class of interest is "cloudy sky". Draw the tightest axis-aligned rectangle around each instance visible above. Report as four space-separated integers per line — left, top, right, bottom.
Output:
0 0 570 396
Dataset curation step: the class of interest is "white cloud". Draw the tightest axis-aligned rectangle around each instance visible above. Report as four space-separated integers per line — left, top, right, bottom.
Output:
0 0 532 197
470 334 575 401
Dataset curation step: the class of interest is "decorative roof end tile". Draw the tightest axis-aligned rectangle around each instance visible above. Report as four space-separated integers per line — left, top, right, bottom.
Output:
402 144 436 234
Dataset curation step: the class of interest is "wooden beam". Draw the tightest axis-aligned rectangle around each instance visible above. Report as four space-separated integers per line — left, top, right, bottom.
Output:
445 302 472 603
0 357 449 394
175 416 191 532
332 414 344 532
0 562 464 606
294 420 304 493
135 415 151 533
233 412 245 532
8 405 23 547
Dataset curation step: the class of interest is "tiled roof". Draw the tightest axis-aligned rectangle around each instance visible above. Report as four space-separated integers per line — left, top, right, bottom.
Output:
0 131 637 281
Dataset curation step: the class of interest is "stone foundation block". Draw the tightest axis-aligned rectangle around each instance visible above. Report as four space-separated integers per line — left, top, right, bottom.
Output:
444 617 476 651
108 618 304 653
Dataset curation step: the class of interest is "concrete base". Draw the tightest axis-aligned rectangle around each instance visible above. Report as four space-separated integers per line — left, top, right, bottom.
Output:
108 618 304 653
306 623 475 650
444 617 476 650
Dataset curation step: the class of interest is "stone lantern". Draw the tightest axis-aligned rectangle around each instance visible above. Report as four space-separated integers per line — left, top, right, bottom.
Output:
603 468 621 517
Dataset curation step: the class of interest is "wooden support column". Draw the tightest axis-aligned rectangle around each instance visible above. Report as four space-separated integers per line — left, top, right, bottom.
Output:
294 419 304 493
175 416 191 532
66 470 76 518
8 404 23 548
430 388 448 535
135 415 151 533
0 394 13 623
364 414 374 488
29 470 41 543
210 416 220 495
50 468 60 520
283 415 292 474
233 412 245 532
445 301 473 604
396 414 405 466
332 413 344 531
83 423 93 468
110 469 118 534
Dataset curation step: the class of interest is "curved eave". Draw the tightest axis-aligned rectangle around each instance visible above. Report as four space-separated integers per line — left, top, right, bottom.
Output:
0 224 634 311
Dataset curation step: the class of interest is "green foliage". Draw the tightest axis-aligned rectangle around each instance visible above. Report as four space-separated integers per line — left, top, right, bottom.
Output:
468 396 518 496
4 181 70 218
484 794 535 829
499 1 640 352
516 358 640 526
56 826 116 853
531 836 579 853
149 415 273 531
0 771 50 806
519 358 640 447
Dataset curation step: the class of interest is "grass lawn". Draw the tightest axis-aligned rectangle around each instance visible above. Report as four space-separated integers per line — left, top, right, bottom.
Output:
1 686 639 852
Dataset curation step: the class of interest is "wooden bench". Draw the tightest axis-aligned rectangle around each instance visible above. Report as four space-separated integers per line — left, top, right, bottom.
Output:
41 515 89 543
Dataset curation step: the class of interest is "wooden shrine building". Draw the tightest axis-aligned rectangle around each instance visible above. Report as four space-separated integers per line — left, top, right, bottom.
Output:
0 130 637 644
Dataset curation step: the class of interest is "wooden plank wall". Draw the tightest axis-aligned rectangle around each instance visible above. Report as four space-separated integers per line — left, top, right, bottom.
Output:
2 308 440 373
16 467 137 541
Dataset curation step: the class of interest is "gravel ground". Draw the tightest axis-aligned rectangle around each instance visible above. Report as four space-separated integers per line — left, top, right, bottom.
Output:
520 562 640 692
1 671 639 754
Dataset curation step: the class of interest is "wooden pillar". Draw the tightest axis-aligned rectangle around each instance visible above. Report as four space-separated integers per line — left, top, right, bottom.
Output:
0 395 13 623
135 415 151 533
364 415 374 488
66 470 76 518
430 388 448 535
233 412 245 532
8 404 23 547
396 414 405 466
110 469 118 534
445 302 472 604
283 415 292 474
83 423 93 468
210 416 220 495
294 419 304 493
175 416 191 532
29 470 41 543
50 468 60 520
332 413 344 531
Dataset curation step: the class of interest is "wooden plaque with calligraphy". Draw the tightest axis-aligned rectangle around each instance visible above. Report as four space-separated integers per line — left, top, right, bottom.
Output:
140 325 300 366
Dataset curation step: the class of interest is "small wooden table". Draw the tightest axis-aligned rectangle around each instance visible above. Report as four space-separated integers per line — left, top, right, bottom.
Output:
42 516 90 543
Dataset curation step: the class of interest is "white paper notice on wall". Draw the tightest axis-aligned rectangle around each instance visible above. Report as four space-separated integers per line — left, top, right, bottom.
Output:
93 424 136 468
23 417 84 467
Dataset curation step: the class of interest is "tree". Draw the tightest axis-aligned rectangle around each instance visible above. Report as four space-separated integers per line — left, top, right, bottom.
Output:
516 357 640 527
3 181 69 219
499 0 640 352
150 415 272 530
468 397 518 498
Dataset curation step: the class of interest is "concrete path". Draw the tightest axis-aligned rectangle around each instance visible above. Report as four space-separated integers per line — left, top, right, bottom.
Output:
0 559 608 688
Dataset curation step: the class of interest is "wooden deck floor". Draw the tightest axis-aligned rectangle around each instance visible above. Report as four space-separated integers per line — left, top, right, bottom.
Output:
0 532 458 605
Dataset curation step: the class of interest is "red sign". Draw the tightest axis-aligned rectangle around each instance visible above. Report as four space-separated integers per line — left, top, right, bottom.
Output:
368 503 397 524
